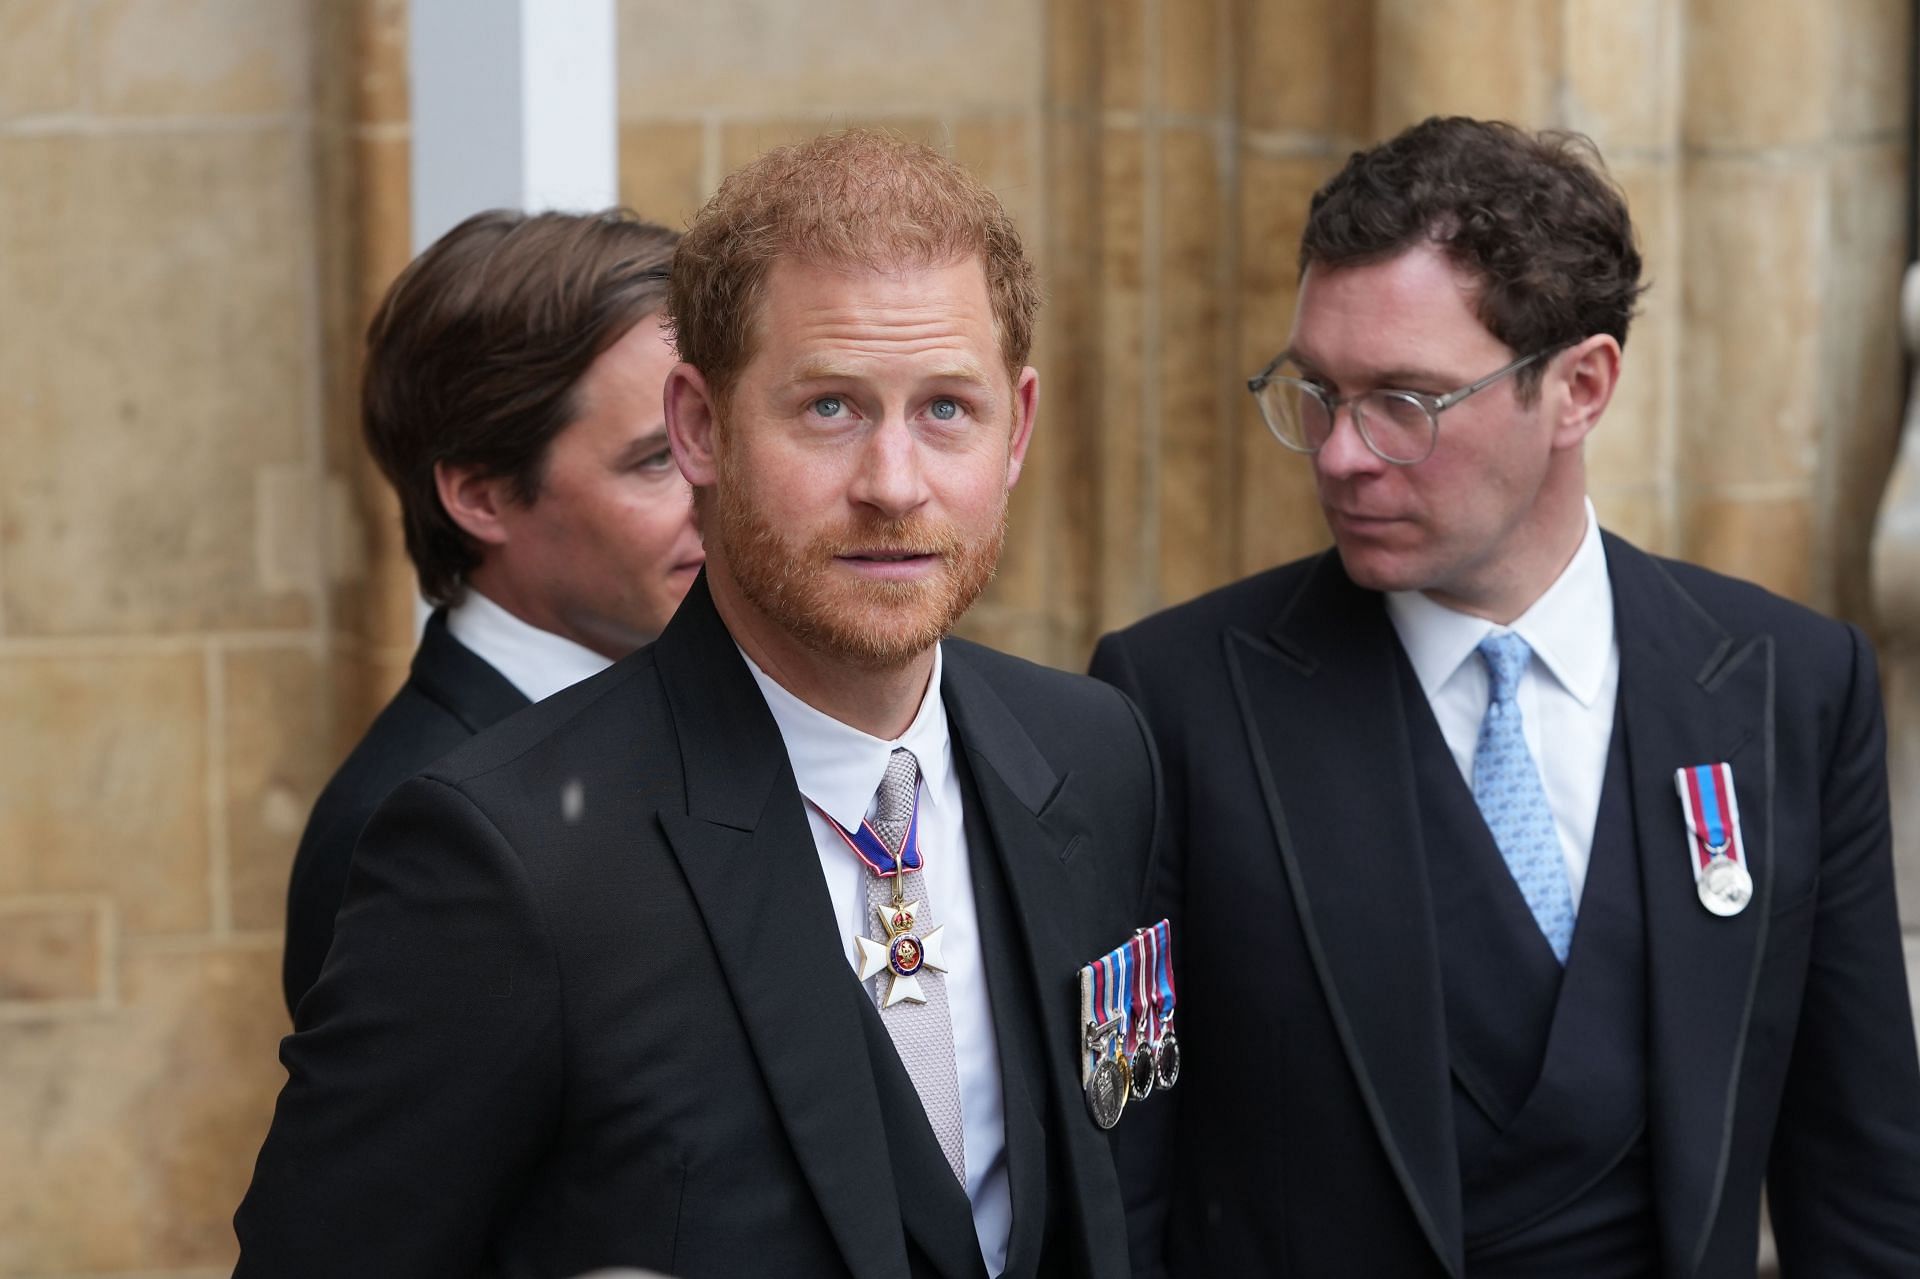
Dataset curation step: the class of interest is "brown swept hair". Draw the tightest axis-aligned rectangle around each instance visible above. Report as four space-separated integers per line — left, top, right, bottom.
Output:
1300 116 1647 399
668 128 1039 404
361 208 679 604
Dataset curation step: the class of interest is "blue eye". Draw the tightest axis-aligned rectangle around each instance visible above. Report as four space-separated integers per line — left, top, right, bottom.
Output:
930 398 960 421
813 396 845 418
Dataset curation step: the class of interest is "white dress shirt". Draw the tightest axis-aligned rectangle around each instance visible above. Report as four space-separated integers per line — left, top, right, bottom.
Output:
742 644 1012 1277
1385 501 1620 907
445 589 612 703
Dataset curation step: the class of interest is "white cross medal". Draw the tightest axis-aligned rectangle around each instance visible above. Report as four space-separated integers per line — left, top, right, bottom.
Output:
1674 762 1753 917
855 898 948 1008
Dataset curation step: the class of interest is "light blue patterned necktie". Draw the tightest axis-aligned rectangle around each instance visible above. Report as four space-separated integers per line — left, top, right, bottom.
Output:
1471 633 1575 964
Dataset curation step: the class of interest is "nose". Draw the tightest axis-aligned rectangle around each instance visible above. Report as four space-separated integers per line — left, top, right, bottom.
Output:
847 414 931 519
1313 400 1386 482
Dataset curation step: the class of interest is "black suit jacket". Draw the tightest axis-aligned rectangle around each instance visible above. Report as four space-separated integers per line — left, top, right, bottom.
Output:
236 576 1160 1279
1092 534 1920 1279
280 612 530 1016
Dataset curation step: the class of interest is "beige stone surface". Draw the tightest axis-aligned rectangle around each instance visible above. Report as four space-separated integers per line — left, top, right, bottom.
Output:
1678 157 1823 488
0 0 82 120
619 121 708 229
1236 148 1337 577
1158 129 1234 605
951 117 1040 245
1095 128 1151 630
1564 0 1681 151
1682 495 1813 604
1683 0 1831 150
616 0 1043 118
1588 159 1678 492
1240 0 1371 139
1373 0 1556 134
0 943 286 1273
225 647 329 933
1160 0 1223 118
1047 0 1097 109
91 0 307 117
1590 483 1672 556
1886 656 1920 930
1099 0 1145 113
0 898 108 1007
1819 142 1907 623
0 131 316 636
718 115 945 178
1829 0 1910 139
0 654 209 936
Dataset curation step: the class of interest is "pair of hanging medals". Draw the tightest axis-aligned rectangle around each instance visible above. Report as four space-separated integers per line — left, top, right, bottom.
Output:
1080 919 1179 1130
818 793 949 1007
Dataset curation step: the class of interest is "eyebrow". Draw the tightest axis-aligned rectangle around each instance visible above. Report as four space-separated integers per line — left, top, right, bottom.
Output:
788 358 996 388
610 427 669 468
1283 348 1458 391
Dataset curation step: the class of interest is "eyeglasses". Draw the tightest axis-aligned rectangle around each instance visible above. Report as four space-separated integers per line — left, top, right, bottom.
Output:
1245 348 1557 465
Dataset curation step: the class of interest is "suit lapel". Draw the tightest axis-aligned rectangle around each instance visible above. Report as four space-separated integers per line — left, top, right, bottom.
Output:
410 610 532 731
1606 537 1774 1279
942 651 1132 1279
1226 552 1464 1278
653 577 910 1279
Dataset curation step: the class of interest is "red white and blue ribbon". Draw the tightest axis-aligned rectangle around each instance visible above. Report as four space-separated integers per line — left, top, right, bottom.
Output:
1673 762 1745 881
1151 918 1176 1029
810 794 923 878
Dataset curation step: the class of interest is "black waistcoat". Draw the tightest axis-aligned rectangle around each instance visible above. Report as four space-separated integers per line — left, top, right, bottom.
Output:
1400 655 1658 1276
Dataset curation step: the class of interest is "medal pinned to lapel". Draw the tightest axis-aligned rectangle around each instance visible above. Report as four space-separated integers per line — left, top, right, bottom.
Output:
1078 918 1179 1129
1674 763 1753 917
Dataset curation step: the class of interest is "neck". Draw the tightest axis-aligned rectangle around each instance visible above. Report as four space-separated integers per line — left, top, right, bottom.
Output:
706 558 935 740
1427 479 1590 626
464 564 628 661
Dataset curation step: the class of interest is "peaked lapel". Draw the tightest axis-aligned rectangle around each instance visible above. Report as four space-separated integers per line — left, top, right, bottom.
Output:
1225 551 1464 1278
1606 536 1774 1279
941 648 1132 1279
410 610 532 731
652 576 910 1279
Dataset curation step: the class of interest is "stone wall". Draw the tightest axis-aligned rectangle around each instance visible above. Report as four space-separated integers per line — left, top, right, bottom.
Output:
0 1 1909 1273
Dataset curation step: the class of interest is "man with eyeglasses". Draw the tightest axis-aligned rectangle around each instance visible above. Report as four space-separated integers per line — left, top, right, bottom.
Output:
1094 116 1920 1278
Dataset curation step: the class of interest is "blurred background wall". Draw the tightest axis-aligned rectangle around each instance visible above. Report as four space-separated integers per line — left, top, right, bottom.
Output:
0 0 1912 1272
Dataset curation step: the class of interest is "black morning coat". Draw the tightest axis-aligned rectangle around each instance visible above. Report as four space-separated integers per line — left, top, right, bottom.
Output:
281 611 531 1017
1093 532 1920 1278
237 573 1162 1279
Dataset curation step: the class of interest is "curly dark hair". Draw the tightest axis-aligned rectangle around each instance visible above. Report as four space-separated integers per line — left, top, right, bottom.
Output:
362 209 678 605
1300 117 1646 397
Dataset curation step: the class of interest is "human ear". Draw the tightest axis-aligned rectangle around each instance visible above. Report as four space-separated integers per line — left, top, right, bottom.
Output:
665 363 721 487
433 461 516 547
1553 334 1621 451
1005 366 1040 490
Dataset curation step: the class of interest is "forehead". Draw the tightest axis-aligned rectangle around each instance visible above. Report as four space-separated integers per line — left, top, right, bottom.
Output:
1291 242 1499 368
749 256 1001 379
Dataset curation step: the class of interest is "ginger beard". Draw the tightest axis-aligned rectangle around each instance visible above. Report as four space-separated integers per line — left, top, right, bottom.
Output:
702 424 1008 671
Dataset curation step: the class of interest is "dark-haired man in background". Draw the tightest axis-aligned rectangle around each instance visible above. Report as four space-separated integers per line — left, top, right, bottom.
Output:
281 210 701 1016
1096 117 1920 1277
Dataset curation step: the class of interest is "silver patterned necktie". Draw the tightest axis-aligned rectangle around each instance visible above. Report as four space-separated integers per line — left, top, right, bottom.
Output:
1471 634 1577 964
864 747 967 1183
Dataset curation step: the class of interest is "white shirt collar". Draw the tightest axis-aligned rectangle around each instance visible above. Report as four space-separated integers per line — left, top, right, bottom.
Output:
741 644 955 834
1386 499 1614 707
444 587 613 704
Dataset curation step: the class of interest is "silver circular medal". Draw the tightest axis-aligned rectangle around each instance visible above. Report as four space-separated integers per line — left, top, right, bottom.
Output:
1129 1043 1157 1101
1154 1029 1181 1090
1086 1054 1128 1129
1697 858 1753 917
